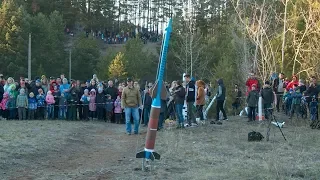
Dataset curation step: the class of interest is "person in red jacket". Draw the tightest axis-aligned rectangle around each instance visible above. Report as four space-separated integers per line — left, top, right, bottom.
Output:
286 75 299 91
246 73 259 96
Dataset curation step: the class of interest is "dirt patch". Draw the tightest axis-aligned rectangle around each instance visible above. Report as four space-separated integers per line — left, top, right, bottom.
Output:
1 114 320 179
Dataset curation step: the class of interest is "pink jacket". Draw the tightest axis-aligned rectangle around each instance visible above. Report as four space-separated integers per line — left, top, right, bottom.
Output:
114 99 122 113
0 93 9 110
89 89 96 111
46 92 55 105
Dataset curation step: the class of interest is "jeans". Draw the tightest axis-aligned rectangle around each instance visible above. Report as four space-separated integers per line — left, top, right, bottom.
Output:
187 102 196 124
125 107 140 134
175 104 184 124
158 113 164 129
248 106 256 121
143 106 151 125
59 107 66 120
9 109 16 120
47 105 54 119
276 93 284 112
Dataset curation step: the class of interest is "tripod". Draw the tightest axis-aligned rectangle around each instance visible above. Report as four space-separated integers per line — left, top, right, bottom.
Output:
265 108 287 141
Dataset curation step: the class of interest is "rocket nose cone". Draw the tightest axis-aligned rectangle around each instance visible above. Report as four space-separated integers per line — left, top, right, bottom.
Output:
167 18 173 32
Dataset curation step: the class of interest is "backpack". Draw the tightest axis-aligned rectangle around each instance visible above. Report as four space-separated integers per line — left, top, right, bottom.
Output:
248 131 264 141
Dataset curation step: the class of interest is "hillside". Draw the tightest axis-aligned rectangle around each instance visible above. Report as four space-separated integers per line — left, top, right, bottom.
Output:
65 33 161 58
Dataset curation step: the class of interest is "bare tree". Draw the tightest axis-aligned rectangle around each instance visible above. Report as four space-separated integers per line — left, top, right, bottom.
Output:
234 0 279 82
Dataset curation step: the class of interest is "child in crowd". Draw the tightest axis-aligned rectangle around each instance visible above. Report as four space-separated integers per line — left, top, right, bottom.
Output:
310 96 318 121
37 89 46 120
52 85 60 119
114 95 122 124
96 87 106 120
283 89 293 115
46 91 55 120
16 88 28 120
8 85 17 120
80 89 90 120
59 92 67 120
89 89 97 120
68 89 78 120
28 92 37 120
246 84 259 122
0 92 9 120
105 94 113 122
290 84 302 119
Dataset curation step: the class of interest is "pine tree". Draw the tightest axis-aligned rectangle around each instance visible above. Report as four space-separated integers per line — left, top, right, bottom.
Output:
108 52 127 78
0 0 30 77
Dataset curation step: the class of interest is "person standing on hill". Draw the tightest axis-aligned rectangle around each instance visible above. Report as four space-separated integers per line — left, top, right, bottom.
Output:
105 80 118 100
215 79 228 122
246 84 259 122
121 78 142 135
273 73 285 112
174 80 186 128
261 81 274 119
196 80 206 122
184 74 197 127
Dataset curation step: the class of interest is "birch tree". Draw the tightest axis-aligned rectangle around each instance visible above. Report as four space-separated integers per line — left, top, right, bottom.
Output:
234 0 279 82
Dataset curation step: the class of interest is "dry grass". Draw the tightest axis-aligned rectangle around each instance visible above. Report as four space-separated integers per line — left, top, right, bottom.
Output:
1 115 320 180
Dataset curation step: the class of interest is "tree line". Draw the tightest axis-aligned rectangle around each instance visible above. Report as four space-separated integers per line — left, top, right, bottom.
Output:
1 0 320 96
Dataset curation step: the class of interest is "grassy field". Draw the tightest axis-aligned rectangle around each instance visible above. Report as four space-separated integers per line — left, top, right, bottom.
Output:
0 115 319 180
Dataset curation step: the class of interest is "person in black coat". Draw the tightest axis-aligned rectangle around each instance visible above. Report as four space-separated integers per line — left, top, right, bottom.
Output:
143 84 152 126
0 82 3 118
96 87 106 120
105 80 118 100
184 74 197 126
174 80 186 128
0 82 4 103
213 78 228 124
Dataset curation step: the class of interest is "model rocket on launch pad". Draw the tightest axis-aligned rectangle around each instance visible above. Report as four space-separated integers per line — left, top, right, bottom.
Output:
136 19 172 164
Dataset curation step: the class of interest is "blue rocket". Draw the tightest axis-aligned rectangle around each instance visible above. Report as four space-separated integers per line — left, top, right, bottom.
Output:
136 19 173 162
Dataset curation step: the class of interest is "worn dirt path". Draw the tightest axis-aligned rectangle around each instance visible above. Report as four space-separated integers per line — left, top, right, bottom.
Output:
0 121 148 180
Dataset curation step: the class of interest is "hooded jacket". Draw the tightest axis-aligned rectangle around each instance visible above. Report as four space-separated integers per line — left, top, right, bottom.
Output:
174 85 186 105
285 75 299 91
45 91 55 105
16 89 28 108
96 91 106 108
247 90 259 107
28 97 37 110
196 80 206 105
114 98 122 113
216 79 226 101
89 89 97 111
246 77 259 95
36 93 46 107
186 80 196 102
261 84 274 105
0 92 9 110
